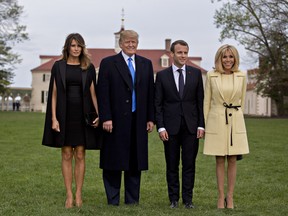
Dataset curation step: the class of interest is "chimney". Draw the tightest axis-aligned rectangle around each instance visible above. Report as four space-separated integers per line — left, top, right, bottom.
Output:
165 39 171 52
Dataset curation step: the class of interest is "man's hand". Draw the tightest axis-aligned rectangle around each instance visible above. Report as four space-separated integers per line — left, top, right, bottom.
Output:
159 130 169 141
147 121 154 133
197 129 205 139
103 120 113 133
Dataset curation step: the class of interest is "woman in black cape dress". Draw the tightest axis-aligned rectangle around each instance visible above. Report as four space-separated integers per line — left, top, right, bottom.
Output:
42 33 101 208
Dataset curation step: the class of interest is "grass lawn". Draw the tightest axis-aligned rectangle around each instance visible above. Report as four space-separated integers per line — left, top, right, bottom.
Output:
0 112 287 216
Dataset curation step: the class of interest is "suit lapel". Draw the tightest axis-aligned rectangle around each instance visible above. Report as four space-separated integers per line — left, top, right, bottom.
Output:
59 60 66 90
135 55 142 86
167 67 179 97
183 66 193 98
115 52 133 91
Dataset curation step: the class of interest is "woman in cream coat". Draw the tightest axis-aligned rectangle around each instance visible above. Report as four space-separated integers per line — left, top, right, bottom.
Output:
203 44 249 209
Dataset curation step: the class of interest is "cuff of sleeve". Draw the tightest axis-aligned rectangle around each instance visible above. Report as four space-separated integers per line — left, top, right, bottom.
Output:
158 127 166 133
198 127 205 131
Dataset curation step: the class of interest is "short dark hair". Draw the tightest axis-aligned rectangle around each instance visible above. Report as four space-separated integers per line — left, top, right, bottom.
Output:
170 40 189 53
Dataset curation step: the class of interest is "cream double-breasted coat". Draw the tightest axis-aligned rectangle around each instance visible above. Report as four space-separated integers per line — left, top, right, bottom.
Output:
203 70 249 156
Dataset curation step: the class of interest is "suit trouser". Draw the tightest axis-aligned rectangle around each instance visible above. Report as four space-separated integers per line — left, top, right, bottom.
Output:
103 112 141 205
164 117 199 203
103 169 141 205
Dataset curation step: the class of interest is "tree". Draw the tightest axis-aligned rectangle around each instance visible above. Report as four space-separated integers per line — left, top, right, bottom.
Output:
0 0 28 93
212 0 288 116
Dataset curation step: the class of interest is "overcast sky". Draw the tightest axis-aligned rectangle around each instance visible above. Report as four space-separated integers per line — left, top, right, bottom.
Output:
11 0 257 87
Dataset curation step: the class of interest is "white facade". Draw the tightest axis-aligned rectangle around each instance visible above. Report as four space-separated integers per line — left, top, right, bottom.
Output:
245 90 272 116
31 70 50 112
243 69 273 117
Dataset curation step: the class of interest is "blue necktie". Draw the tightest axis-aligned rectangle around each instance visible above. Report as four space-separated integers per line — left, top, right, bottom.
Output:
128 58 136 112
177 68 184 98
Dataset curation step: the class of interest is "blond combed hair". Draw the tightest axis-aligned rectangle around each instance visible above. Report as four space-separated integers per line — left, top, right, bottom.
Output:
119 30 139 44
214 44 240 73
62 33 91 70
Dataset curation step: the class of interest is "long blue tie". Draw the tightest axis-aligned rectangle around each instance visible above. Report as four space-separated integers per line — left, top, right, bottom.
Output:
128 58 136 112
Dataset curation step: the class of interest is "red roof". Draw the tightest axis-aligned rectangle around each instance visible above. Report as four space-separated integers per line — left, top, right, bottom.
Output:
31 48 207 73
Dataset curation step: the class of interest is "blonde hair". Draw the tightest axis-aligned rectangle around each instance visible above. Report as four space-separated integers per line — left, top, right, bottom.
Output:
214 44 240 73
119 30 139 44
62 33 91 70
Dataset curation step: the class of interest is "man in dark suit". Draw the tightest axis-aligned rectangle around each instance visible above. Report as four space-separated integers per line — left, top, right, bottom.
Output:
154 40 205 209
97 30 155 206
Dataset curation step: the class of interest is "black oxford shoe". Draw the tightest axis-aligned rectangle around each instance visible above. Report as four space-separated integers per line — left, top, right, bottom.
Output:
170 201 178 208
184 202 195 209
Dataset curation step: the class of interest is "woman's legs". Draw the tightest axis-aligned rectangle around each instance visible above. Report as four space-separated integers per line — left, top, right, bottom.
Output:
216 156 225 209
62 146 74 208
74 145 86 207
227 155 237 209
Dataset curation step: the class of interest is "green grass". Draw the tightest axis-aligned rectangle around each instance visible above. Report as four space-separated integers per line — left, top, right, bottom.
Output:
0 112 287 216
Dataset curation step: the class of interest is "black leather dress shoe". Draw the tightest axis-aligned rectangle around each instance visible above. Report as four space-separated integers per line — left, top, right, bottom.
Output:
125 202 139 206
170 201 178 208
184 202 195 209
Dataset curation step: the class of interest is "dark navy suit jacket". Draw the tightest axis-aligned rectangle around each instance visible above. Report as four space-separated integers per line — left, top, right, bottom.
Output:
154 65 204 135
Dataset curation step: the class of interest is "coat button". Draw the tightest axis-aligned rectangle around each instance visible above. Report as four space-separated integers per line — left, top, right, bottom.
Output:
229 113 232 116
126 99 130 103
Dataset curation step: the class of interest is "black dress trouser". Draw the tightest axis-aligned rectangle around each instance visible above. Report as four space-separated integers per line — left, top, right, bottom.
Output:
164 117 199 204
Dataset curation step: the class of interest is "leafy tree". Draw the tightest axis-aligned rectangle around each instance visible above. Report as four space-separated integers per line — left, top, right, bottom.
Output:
0 0 28 93
212 0 288 116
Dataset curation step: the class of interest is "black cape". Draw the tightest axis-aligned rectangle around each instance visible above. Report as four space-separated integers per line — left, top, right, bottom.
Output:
42 60 102 150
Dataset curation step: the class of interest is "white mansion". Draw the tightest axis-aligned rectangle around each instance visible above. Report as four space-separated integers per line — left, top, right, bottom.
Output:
30 25 274 116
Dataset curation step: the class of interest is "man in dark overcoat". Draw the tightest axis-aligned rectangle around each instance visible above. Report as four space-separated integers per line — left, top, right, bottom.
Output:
97 30 154 205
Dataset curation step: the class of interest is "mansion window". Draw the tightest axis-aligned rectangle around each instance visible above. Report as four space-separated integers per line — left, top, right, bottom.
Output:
161 54 169 67
41 91 48 104
43 74 51 82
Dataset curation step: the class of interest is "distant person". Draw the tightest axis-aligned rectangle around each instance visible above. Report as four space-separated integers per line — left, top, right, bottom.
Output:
42 33 100 208
203 44 249 209
97 30 155 206
16 101 20 111
13 102 16 111
154 40 205 209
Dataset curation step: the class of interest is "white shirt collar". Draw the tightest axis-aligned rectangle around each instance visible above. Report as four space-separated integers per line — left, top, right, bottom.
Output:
172 64 185 73
121 52 135 62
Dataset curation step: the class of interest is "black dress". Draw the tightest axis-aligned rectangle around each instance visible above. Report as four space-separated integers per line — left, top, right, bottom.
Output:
65 64 85 147
43 60 102 149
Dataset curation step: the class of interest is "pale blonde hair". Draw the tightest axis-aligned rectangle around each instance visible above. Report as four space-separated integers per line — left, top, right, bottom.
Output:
119 30 139 44
214 44 240 73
